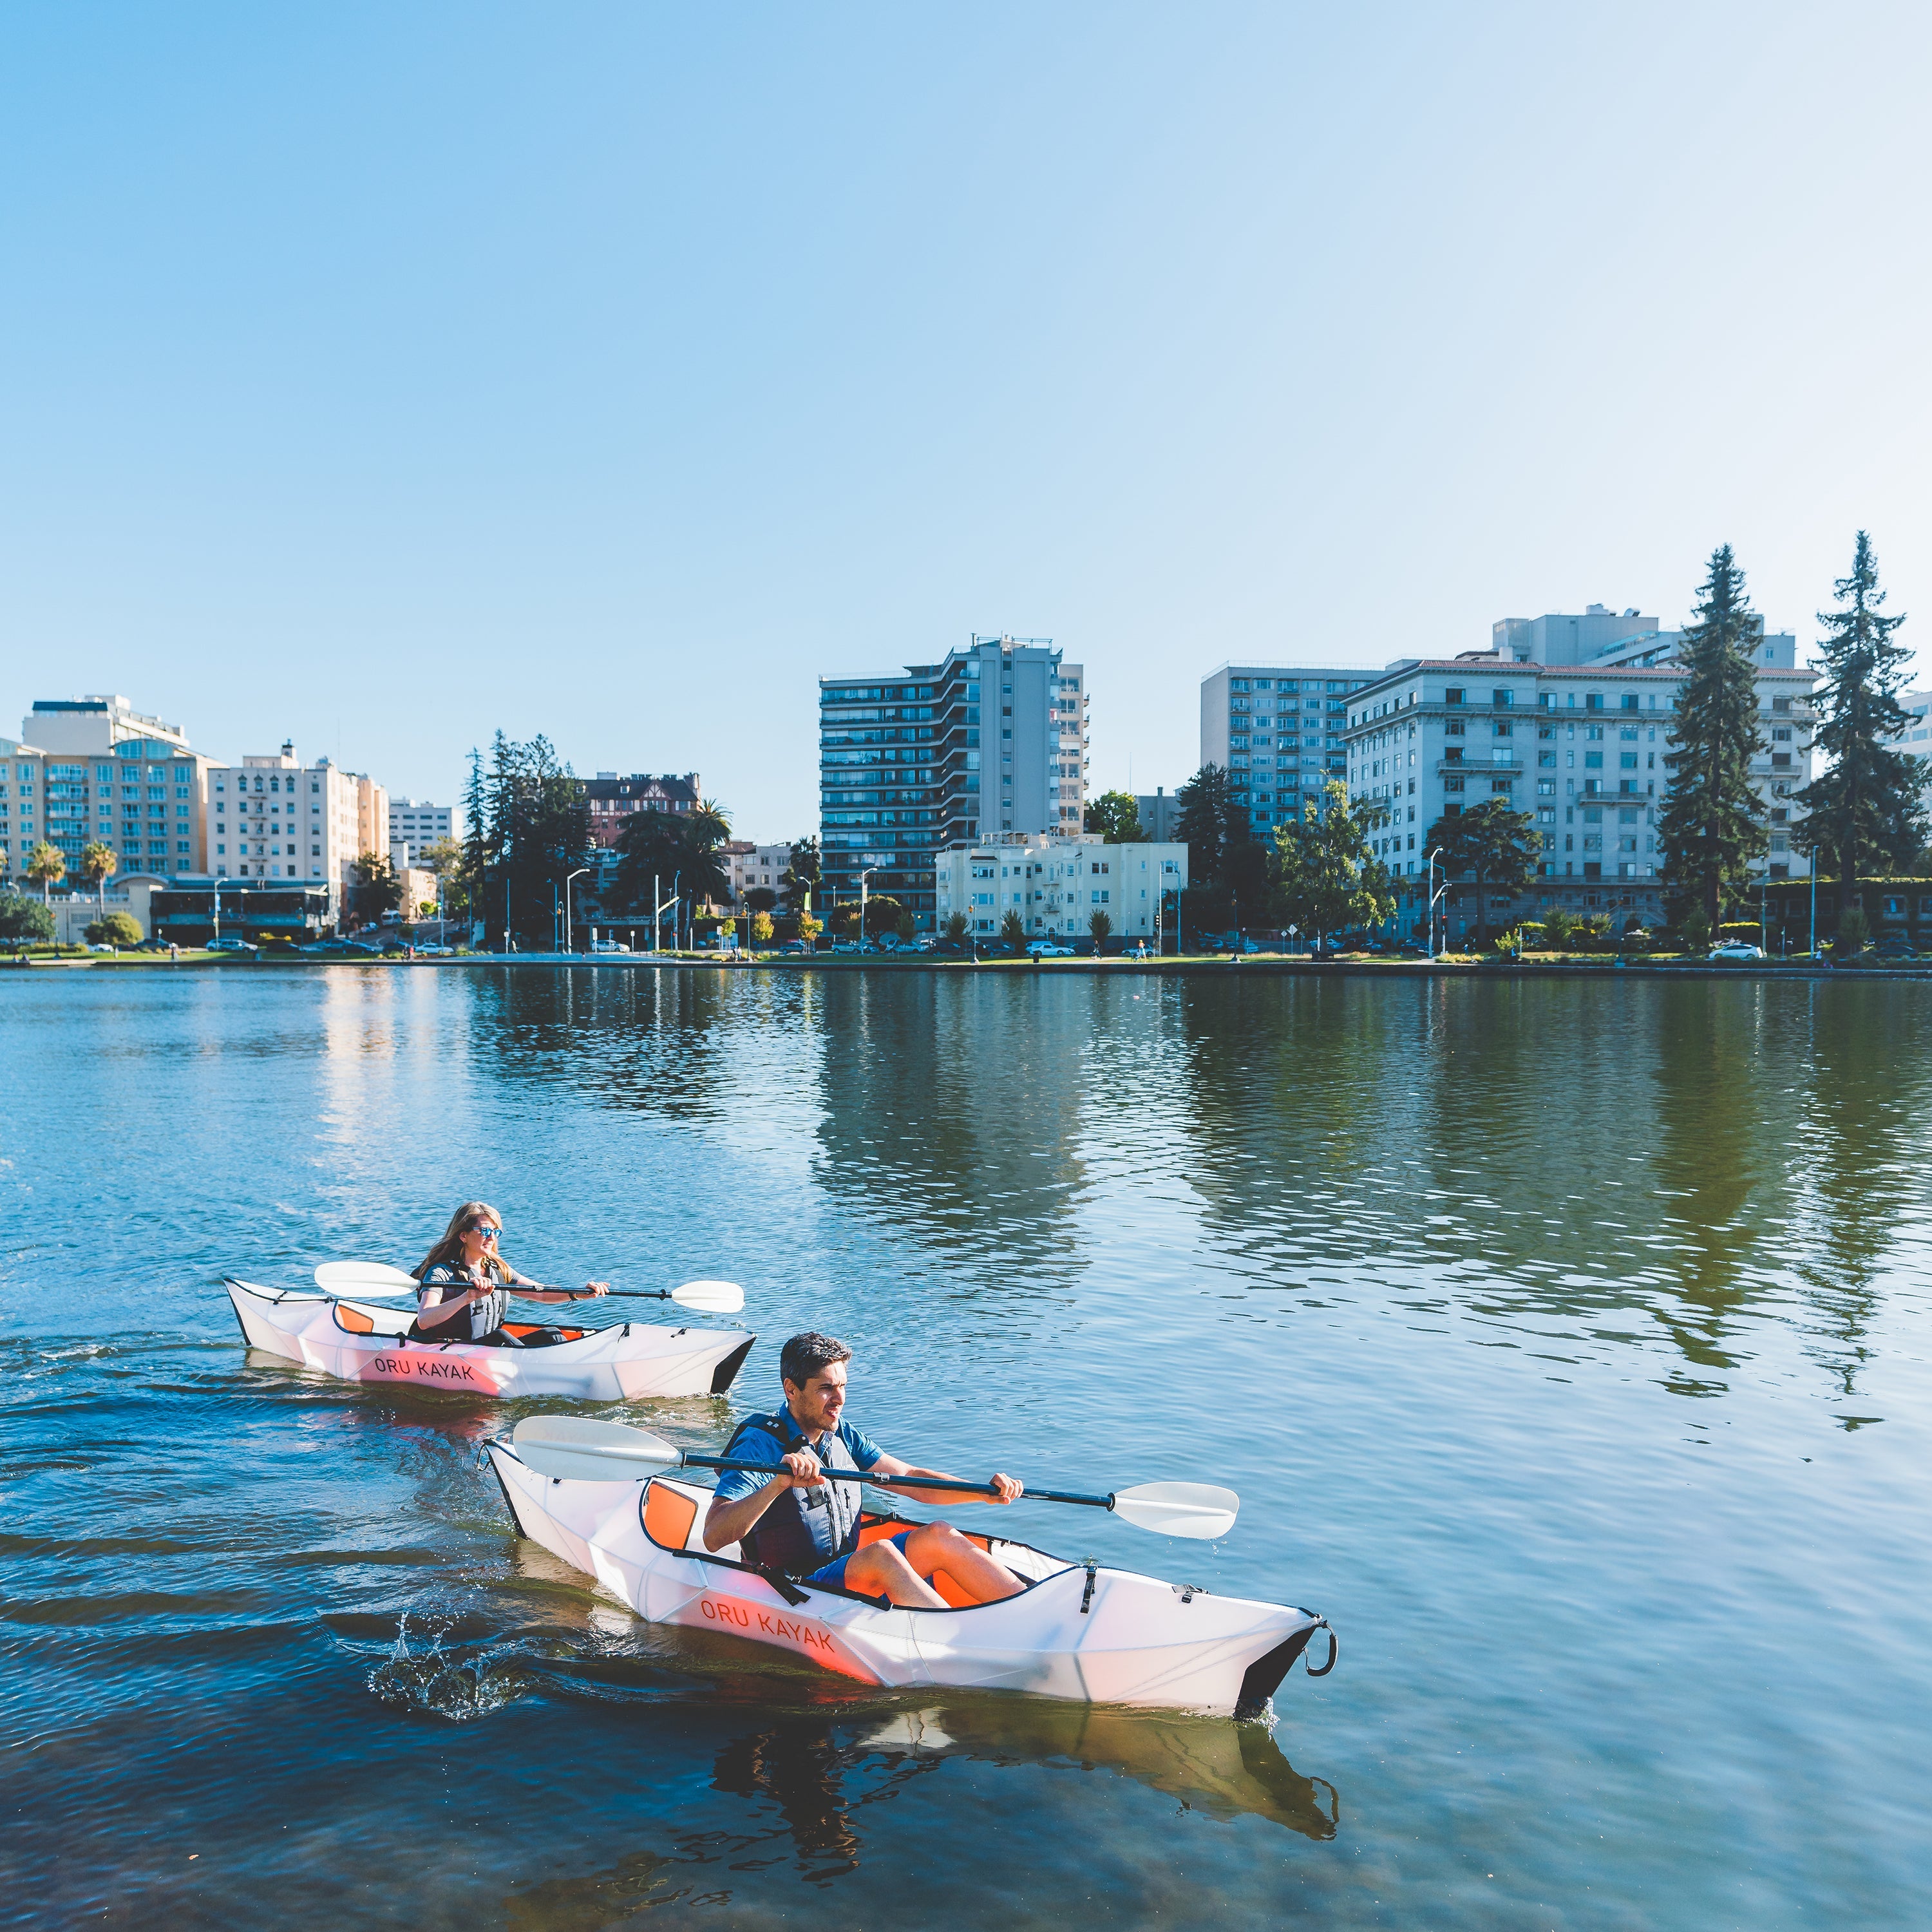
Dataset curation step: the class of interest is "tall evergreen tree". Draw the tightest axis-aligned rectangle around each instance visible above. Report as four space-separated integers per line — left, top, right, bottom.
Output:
1422 798 1539 945
1795 531 1925 892
1175 764 1245 883
1657 545 1770 929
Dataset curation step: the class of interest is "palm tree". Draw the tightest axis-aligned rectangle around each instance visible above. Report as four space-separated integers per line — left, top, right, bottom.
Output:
80 840 118 922
1088 909 1113 952
26 841 65 906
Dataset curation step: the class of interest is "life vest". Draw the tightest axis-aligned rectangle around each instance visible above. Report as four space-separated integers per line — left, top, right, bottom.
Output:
409 1262 509 1343
726 1408 867 1576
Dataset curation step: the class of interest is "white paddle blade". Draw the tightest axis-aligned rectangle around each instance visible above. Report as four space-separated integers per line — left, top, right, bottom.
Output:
669 1278 745 1314
314 1261 419 1295
511 1414 684 1484
1110 1482 1240 1541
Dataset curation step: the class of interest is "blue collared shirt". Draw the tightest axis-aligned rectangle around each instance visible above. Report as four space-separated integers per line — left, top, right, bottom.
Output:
711 1412 885 1508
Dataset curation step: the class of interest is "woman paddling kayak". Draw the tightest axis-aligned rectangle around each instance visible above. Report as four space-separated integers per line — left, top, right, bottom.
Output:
409 1200 608 1348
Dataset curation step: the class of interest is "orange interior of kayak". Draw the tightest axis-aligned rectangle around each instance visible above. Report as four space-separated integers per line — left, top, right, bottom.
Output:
329 1302 585 1345
643 1481 998 1605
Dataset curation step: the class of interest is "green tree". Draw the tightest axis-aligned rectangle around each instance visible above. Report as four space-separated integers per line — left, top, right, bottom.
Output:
744 886 779 914
469 734 594 947
1541 905 1577 952
79 840 118 920
1423 797 1540 945
1088 909 1113 949
26 840 64 905
781 835 820 912
1658 545 1770 929
1175 764 1245 884
350 852 404 925
895 907 916 943
999 909 1027 951
1273 781 1396 945
1084 790 1146 842
861 893 903 938
942 911 969 946
612 799 730 923
0 893 56 943
1796 531 1926 895
797 909 823 944
750 909 774 944
85 911 142 947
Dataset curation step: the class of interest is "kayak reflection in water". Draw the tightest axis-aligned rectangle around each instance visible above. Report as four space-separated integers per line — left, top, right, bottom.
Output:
703 1332 1028 1608
408 1200 609 1349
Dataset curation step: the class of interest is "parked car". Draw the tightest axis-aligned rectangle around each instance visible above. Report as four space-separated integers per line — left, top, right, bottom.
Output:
588 939 632 954
1709 940 1766 961
301 938 375 957
1027 940 1075 958
1870 934 1918 960
207 936 256 954
413 943 453 957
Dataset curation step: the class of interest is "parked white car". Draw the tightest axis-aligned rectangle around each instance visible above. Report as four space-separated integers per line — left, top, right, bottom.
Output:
1709 940 1765 960
1027 940 1075 958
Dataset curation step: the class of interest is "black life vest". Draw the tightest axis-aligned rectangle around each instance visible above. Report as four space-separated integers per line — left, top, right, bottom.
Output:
725 1408 867 1576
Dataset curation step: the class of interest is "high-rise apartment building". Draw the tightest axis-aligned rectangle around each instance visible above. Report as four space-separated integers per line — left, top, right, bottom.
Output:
820 636 1087 929
1341 607 1817 934
205 743 386 892
12 697 211 882
1199 665 1377 833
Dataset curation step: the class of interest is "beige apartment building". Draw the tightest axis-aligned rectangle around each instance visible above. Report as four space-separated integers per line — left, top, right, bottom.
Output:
205 742 388 892
6 697 213 885
723 840 793 903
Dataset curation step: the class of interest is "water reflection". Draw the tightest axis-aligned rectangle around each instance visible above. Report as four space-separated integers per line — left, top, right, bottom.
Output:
502 1700 1337 1925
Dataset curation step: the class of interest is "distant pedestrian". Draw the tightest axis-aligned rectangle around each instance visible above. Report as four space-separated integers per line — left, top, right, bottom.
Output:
168 942 179 961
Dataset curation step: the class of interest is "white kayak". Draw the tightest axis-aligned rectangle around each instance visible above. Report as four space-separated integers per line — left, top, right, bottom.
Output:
225 1278 755 1401
485 1440 1334 1717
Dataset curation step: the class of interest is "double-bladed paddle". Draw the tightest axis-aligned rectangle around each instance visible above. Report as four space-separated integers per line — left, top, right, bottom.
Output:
508 1414 1240 1541
312 1261 745 1315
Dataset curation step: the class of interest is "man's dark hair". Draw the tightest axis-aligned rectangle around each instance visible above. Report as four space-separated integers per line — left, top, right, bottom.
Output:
780 1331 852 1390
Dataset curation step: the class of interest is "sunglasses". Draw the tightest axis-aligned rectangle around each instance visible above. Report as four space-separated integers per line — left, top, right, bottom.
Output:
466 1223 501 1242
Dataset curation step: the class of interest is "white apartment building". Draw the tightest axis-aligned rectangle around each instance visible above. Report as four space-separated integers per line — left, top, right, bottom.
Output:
820 634 1088 930
723 840 793 902
10 697 212 883
1200 665 1378 832
388 798 453 864
1342 607 1817 934
205 743 388 895
1882 692 1932 828
934 831 1187 941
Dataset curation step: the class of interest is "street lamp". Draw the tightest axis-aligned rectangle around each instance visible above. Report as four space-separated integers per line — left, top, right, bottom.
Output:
1425 847 1448 959
562 867 588 954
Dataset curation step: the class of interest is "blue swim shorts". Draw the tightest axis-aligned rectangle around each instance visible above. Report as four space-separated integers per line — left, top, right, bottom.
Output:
806 1529 912 1595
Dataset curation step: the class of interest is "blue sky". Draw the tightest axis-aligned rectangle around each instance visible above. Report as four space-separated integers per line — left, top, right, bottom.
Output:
3 4 1928 835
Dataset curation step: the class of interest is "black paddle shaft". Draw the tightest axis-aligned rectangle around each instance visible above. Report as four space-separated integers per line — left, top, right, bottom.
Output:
520 1284 675 1300
679 1452 1114 1511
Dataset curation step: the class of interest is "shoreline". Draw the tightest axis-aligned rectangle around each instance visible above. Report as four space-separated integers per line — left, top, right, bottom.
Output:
7 951 1927 982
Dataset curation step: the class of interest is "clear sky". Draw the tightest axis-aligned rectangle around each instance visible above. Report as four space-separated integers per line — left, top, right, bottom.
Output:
3 4 1929 836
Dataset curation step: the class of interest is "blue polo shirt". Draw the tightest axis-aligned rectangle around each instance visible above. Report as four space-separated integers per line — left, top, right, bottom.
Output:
711 1413 886 1507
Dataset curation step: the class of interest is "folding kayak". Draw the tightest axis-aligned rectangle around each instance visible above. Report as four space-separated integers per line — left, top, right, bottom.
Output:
225 1278 754 1400
485 1437 1334 1718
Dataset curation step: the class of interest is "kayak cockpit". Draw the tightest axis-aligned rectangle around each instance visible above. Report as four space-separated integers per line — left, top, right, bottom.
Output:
638 1475 1077 1608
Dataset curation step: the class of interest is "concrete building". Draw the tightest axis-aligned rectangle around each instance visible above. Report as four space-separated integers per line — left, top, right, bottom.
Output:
1341 609 1818 937
12 698 214 884
584 773 699 850
1135 788 1183 842
723 840 793 903
1881 692 1932 829
205 743 386 896
934 831 1186 942
821 635 1087 931
39 875 169 944
388 798 453 864
1199 665 1378 833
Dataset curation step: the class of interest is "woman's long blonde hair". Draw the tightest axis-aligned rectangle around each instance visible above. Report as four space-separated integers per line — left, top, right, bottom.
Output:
413 1200 513 1282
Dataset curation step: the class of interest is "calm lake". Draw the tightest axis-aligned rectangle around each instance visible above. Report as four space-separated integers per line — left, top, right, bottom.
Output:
4 966 1930 1928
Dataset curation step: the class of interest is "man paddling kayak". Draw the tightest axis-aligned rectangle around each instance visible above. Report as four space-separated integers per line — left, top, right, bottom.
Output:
409 1200 608 1348
703 1332 1027 1608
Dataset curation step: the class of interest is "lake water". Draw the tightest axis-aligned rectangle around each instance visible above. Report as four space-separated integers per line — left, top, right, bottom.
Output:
5 966 1931 1929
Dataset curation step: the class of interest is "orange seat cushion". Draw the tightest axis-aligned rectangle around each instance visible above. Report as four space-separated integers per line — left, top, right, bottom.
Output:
644 1481 699 1550
334 1303 376 1335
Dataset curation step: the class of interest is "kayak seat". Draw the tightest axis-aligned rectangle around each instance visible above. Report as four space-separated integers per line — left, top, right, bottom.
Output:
643 1481 699 1552
498 1323 588 1346
853 1515 996 1605
333 1303 377 1336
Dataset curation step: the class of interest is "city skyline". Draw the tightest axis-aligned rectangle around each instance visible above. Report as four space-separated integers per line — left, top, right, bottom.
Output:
3 8 1927 835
